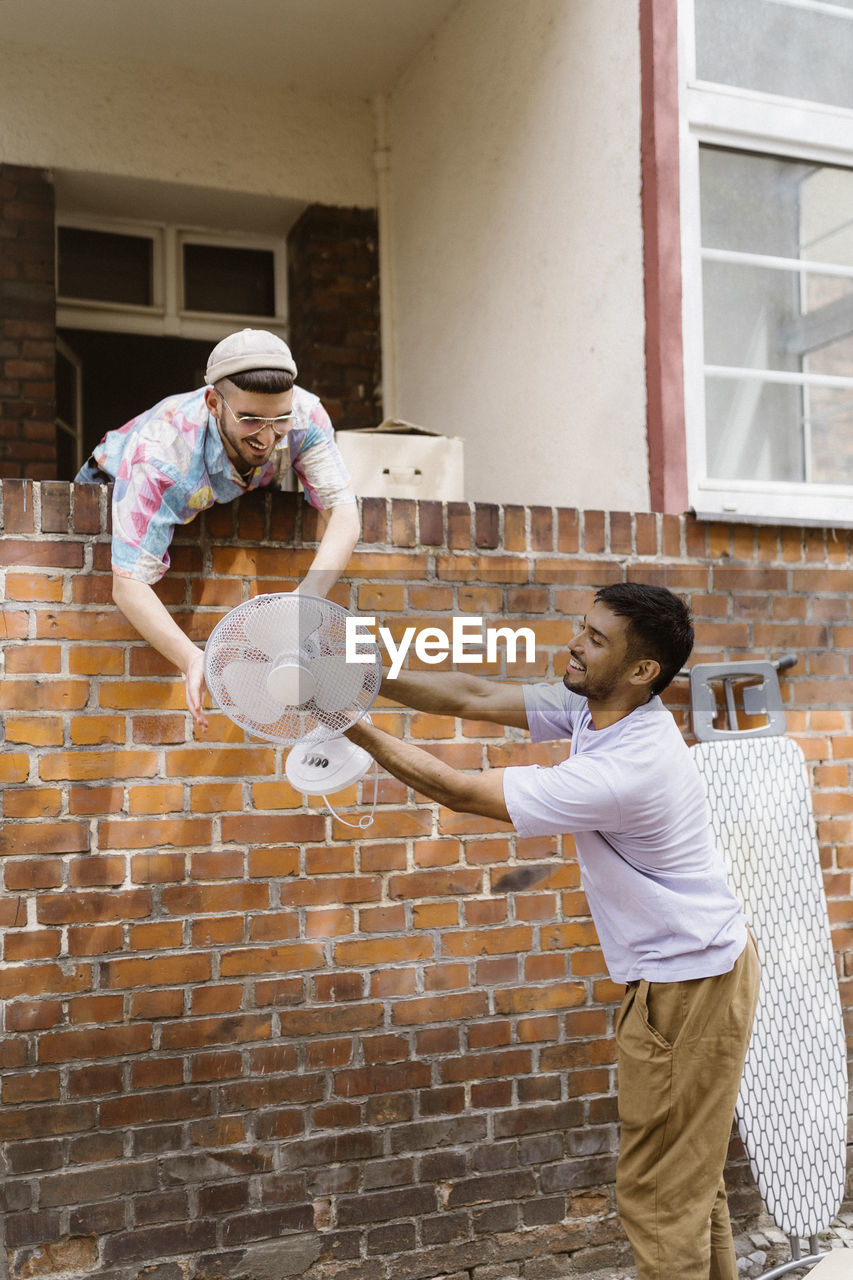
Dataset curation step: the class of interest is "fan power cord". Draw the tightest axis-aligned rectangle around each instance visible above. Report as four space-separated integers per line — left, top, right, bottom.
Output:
323 759 379 829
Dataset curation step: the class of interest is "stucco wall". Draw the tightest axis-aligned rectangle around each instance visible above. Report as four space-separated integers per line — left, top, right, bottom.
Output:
0 40 376 209
386 0 649 511
0 3 651 511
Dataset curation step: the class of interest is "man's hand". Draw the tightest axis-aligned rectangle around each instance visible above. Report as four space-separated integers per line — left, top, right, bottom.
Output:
183 649 209 732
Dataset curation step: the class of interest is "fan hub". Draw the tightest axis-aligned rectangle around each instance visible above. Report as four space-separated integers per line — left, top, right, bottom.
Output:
266 660 316 706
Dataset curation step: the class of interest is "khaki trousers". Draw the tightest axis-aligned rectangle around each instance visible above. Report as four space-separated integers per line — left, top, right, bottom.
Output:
615 937 760 1280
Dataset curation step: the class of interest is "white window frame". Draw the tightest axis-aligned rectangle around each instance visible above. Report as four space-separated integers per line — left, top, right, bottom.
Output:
56 215 288 343
54 336 84 474
678 0 853 525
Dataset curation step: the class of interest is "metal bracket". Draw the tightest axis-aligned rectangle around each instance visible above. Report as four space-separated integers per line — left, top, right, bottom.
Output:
689 660 787 743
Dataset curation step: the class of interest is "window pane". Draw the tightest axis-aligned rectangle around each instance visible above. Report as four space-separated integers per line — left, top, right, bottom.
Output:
703 261 853 372
704 376 805 482
700 147 853 484
182 243 276 316
695 0 853 111
808 383 853 484
57 227 154 306
699 148 853 265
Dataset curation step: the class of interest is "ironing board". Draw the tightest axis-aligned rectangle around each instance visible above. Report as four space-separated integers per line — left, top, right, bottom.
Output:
689 660 848 1278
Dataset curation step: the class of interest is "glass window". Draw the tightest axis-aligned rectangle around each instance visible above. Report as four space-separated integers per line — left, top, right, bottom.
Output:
57 226 154 307
699 147 853 488
182 242 276 316
694 0 853 112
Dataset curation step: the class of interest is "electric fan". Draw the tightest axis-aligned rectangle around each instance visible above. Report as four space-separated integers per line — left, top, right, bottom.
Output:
204 593 382 808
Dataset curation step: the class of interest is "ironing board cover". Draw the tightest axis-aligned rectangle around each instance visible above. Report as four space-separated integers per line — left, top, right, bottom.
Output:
692 736 847 1239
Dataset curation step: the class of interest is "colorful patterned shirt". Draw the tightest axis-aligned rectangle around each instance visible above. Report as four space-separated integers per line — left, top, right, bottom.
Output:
91 386 355 584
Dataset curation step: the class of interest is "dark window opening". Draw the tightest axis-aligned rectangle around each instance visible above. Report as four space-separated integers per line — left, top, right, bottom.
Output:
183 243 276 316
58 227 154 307
57 329 212 480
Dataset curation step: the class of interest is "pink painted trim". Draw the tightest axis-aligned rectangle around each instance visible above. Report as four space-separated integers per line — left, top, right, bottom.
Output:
640 0 689 513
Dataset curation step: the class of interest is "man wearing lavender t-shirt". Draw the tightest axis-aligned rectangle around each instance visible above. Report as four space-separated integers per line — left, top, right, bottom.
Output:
347 583 759 1280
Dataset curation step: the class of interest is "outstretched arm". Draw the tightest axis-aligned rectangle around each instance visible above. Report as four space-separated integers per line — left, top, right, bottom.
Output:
112 575 208 731
298 503 360 598
378 668 529 730
346 719 510 821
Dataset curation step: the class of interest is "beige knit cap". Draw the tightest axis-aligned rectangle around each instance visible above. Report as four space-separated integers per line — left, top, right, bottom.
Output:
205 328 297 384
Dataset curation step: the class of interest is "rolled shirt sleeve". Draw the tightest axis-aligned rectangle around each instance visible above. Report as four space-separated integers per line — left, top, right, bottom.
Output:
290 399 356 510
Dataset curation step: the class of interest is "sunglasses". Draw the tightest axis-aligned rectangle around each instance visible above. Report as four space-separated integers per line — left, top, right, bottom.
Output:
217 391 293 442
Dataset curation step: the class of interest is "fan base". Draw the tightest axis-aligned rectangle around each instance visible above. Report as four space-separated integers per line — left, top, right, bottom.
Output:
285 736 373 796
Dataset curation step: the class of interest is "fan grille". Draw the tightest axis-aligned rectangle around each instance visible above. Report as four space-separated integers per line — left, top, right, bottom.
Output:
204 593 381 745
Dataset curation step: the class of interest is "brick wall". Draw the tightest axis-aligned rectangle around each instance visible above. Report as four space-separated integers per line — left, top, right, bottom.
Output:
0 165 57 481
287 205 382 431
0 481 851 1280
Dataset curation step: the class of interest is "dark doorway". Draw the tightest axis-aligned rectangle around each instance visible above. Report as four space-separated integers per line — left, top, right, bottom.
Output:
56 329 213 479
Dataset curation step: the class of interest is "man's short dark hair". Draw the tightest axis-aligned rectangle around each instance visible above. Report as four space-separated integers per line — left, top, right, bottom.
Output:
224 369 295 395
594 582 694 695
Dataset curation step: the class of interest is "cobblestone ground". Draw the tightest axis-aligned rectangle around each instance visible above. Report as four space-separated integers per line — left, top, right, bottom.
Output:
589 1208 853 1279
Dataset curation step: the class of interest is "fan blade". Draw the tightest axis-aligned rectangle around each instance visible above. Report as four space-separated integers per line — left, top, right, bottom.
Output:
221 659 282 725
243 598 323 659
310 654 367 715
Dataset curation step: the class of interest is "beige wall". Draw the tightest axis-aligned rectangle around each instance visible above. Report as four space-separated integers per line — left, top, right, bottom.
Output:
0 1 651 511
386 0 650 510
0 39 376 209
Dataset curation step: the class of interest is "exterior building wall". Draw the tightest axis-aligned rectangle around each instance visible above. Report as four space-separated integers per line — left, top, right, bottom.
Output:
287 205 382 431
385 0 650 511
0 42 376 209
1 481 851 1278
0 165 56 480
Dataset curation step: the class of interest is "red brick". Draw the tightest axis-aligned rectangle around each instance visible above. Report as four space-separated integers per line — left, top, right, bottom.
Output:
66 924 123 956
37 890 151 925
0 753 31 783
0 1100 96 1142
68 993 124 1024
40 749 158 781
5 1000 62 1031
5 859 62 890
68 784 124 815
160 1014 272 1051
3 1070 60 1103
0 821 89 855
68 856 126 888
101 952 210 990
131 989 184 1020
4 930 61 961
4 643 62 674
98 817 212 849
219 943 324 977
38 1025 152 1063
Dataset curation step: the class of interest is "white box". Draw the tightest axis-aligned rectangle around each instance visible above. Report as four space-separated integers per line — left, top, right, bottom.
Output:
808 1254 853 1278
335 419 464 501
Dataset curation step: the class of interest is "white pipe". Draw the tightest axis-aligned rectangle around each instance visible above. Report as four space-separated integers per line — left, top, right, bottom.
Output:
373 93 397 420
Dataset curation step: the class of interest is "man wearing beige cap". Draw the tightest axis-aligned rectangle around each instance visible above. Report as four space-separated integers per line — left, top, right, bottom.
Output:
75 328 360 730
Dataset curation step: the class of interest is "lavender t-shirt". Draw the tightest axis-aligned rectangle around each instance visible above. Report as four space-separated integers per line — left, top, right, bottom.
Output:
502 683 747 984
